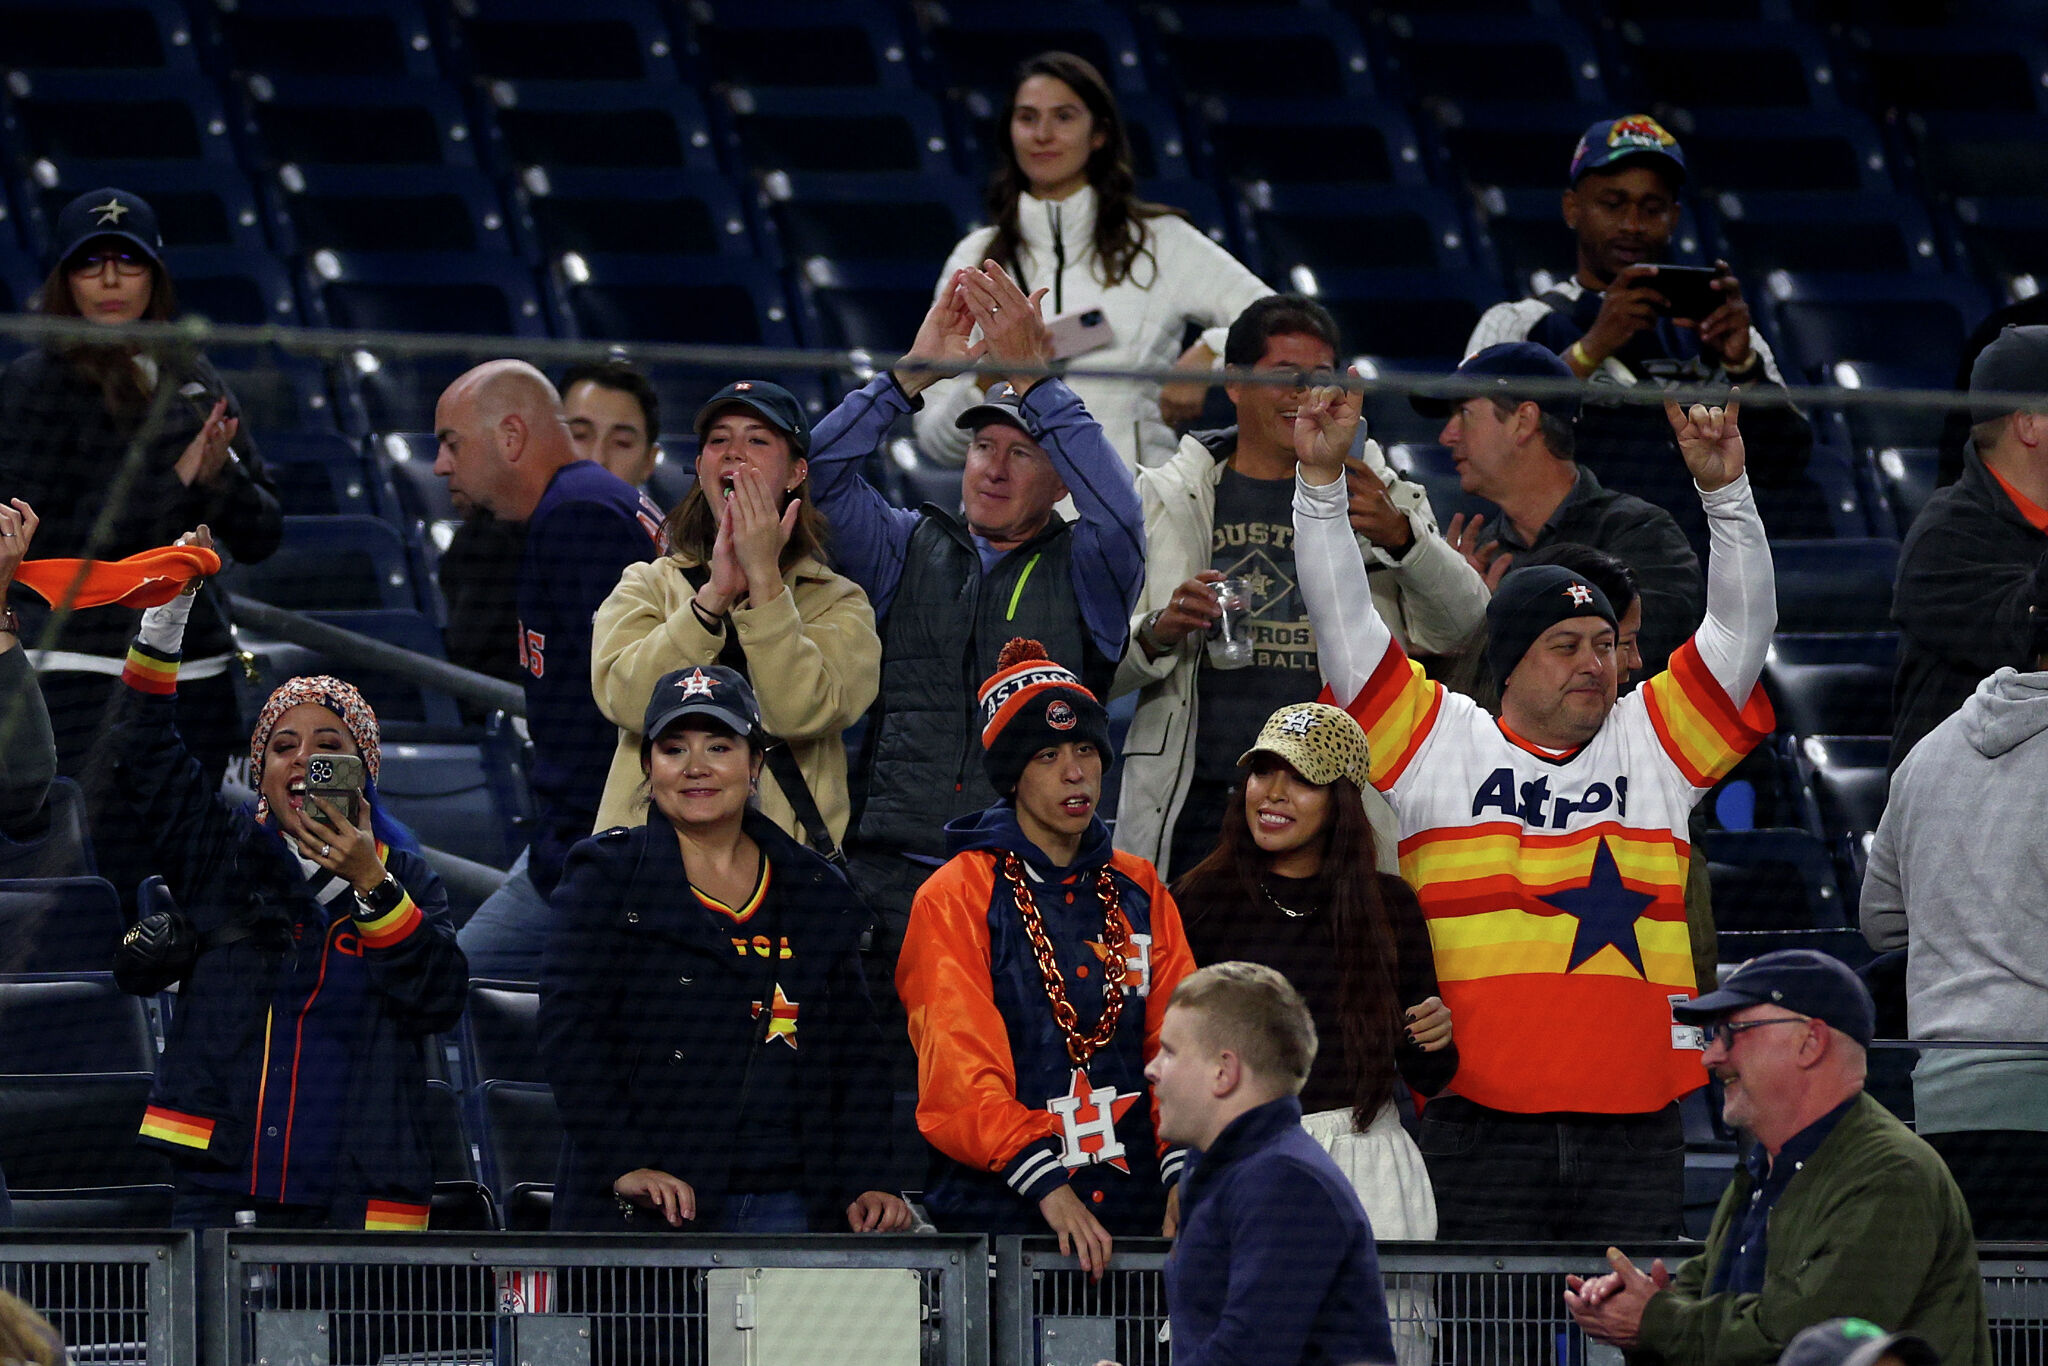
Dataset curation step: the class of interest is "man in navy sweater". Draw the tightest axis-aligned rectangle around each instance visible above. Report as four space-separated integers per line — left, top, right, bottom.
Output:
433 360 665 977
1146 961 1396 1366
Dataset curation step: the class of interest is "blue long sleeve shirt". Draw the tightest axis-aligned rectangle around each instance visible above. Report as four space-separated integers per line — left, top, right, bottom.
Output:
806 373 1144 661
1167 1096 1397 1366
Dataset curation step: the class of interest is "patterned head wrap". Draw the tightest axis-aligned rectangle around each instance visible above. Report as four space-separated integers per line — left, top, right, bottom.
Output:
248 676 381 822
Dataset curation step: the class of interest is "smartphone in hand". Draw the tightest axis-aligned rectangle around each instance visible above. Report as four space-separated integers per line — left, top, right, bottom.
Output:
1646 265 1724 323
305 754 365 827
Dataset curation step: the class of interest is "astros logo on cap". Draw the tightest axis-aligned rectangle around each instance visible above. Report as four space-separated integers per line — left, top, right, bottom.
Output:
677 668 718 699
1046 699 1077 731
734 381 753 392
1567 582 1594 606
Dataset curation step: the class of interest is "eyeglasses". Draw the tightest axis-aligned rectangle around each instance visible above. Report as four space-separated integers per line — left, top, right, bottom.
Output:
68 249 150 277
1706 1015 1812 1050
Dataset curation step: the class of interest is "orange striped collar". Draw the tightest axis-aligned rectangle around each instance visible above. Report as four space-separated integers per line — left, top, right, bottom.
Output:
693 857 771 925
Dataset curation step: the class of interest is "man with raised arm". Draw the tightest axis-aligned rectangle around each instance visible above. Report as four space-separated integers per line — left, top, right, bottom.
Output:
1291 376 1777 1242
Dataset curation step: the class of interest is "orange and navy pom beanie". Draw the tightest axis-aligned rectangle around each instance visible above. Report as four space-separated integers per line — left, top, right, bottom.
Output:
13 544 222 610
977 638 1112 795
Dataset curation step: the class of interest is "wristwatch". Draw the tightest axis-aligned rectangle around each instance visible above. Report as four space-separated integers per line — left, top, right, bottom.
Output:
1135 609 1169 657
355 873 405 917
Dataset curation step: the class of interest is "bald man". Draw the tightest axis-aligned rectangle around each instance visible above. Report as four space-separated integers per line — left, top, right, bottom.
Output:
436 361 667 977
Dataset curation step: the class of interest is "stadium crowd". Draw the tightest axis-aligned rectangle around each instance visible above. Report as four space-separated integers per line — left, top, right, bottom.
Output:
0 52 2041 1366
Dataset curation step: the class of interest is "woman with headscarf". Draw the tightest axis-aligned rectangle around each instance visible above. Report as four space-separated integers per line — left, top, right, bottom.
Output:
109 531 465 1230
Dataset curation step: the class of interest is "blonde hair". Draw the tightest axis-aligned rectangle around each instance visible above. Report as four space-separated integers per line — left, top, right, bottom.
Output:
0 1290 63 1366
1170 961 1318 1090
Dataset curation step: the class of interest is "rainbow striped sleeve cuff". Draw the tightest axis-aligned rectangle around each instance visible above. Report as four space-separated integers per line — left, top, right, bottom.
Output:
364 1199 430 1232
355 891 423 950
138 1104 215 1151
122 642 180 695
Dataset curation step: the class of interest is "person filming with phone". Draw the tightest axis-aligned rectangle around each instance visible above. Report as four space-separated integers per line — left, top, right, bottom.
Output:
1464 115 1812 551
107 528 467 1231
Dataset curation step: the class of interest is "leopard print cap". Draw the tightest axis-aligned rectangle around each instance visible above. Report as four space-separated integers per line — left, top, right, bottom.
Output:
1235 702 1371 789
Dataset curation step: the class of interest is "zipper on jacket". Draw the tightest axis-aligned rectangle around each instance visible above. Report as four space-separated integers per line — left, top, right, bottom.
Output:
1050 204 1066 315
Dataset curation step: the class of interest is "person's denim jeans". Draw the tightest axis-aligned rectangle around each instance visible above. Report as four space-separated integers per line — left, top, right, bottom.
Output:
720 1189 808 1234
456 850 556 982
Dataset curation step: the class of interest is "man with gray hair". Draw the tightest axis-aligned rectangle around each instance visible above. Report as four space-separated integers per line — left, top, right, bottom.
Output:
434 360 666 977
1146 961 1396 1366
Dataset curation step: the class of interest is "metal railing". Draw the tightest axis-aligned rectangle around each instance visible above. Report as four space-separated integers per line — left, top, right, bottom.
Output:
0 1231 196 1365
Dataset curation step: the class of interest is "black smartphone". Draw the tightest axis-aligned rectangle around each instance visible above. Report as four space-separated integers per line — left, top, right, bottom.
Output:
1645 265 1725 322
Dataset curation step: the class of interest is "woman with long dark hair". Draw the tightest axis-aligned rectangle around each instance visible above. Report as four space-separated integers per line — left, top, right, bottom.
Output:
913 52 1270 471
0 188 280 786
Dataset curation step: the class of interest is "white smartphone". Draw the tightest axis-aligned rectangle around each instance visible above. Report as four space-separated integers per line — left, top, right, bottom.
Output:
1045 307 1116 361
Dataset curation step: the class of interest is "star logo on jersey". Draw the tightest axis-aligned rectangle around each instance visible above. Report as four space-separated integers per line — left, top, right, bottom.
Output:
1540 838 1655 977
750 984 799 1049
1047 1068 1136 1171
676 668 718 700
1566 582 1594 607
91 197 129 225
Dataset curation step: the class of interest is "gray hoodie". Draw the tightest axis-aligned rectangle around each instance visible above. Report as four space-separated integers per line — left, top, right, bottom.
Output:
1862 667 2048 1132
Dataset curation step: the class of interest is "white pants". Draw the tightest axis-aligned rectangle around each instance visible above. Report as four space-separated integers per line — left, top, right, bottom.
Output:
1302 1104 1437 1366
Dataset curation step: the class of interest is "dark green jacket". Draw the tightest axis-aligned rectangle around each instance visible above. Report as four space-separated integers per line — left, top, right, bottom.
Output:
1632 1091 1989 1366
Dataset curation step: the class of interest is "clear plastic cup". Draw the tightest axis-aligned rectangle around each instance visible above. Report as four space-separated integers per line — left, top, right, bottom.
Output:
1206 577 1255 669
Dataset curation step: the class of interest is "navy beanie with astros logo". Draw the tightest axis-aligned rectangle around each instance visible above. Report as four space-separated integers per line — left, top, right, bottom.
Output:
977 638 1114 796
1486 564 1619 686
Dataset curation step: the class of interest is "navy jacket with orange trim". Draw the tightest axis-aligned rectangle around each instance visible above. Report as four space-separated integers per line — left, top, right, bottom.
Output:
898 805 1195 1235
109 642 466 1228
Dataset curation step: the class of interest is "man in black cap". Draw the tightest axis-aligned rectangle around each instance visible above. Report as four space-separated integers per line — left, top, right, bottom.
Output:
1566 949 1989 1366
1424 341 1704 680
1465 114 1813 551
1891 323 2048 765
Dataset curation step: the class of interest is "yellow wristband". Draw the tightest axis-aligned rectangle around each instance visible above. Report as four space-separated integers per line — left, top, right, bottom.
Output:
1568 340 1597 372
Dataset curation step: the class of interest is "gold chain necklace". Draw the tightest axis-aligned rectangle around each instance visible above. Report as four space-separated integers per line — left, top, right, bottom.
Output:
998 851 1133 1067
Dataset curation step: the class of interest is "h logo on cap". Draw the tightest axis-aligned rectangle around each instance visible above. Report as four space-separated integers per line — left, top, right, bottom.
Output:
1567 583 1594 606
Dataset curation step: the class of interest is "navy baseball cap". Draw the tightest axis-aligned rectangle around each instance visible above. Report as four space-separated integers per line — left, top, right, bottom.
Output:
1569 114 1687 187
1968 323 2048 424
49 187 163 273
641 666 761 746
1779 1319 1939 1366
1411 342 1582 422
956 385 1034 437
694 380 811 455
1675 949 1876 1048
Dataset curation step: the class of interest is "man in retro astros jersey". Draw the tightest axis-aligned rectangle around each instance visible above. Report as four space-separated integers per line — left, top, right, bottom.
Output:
1291 366 1775 1241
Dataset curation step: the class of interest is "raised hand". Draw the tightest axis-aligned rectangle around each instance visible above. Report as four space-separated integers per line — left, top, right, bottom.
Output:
174 398 239 488
1345 458 1413 550
0 499 40 599
1664 391 1745 493
1144 571 1225 655
726 465 800 605
960 261 1053 396
1292 382 1358 484
697 495 747 617
894 270 979 397
1445 512 1514 591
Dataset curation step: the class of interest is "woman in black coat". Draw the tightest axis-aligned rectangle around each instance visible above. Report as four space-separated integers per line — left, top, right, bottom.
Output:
0 187 280 783
540 665 911 1234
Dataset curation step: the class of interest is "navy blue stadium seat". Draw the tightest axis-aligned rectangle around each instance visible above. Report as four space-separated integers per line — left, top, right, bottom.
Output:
557 256 797 348
1380 16 1609 107
481 81 720 174
1425 100 1618 192
2 70 239 167
250 431 375 517
213 349 345 435
1716 926 1872 969
1611 21 1838 111
1762 273 1988 389
1859 27 2048 117
646 451 696 513
1707 191 1944 278
451 0 683 86
1789 734 1892 845
1909 108 2048 203
723 87 957 177
307 252 551 336
0 974 155 1075
1770 538 1901 635
921 2 1149 100
1701 828 1848 932
1310 270 1507 365
1193 97 1426 189
235 73 480 169
686 0 916 91
1752 446 1875 541
1762 633 1898 739
795 259 935 351
463 980 543 1079
1675 109 1897 196
19 159 272 257
230 514 422 613
422 1078 495 1229
1138 179 1237 254
1147 6 1375 102
0 0 200 77
1947 196 2048 300
267 164 520 257
159 245 302 325
758 171 977 270
1867 446 1940 537
473 1079 557 1230
350 355 473 437
242 608 463 734
0 1074 173 1206
0 248 45 362
0 779 96 880
1242 184 1481 280
375 741 517 869
5 1181 175 1229
0 878 123 975
518 167 753 262
377 431 460 549
1822 359 1959 452
202 0 440 80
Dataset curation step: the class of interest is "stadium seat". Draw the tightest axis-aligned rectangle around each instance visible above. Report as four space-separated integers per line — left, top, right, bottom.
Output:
556 256 797 348
201 0 442 80
1707 191 1944 277
1674 109 1897 196
0 0 200 77
351 354 476 439
1763 632 1897 739
1859 27 2048 117
0 877 124 976
1610 21 1838 110
157 245 303 325
1 70 239 167
1947 196 2048 300
1380 16 1610 107
463 980 543 1080
1384 443 1494 526
1821 359 1960 452
646 450 696 512
1752 446 1875 541
19 158 273 257
1715 926 1873 969
1241 184 1482 280
1702 828 1849 933
422 1078 495 1230
518 167 754 261
1790 734 1893 842
481 81 720 175
450 0 683 86
1147 6 1375 102
257 431 378 517
685 0 917 91
1907 111 2048 200
0 1073 174 1205
1762 273 1988 389
306 252 551 337
1425 100 1619 192
5 1182 175 1229
375 741 517 869
921 2 1149 100
723 87 958 177
242 608 464 734
267 164 521 257
1309 270 1507 364
234 73 480 170
0 975 155 1075
759 171 978 271
473 1079 558 1231
213 349 346 436
230 514 422 613
795 259 935 351
0 247 40 333
377 431 460 549
1192 97 1427 189
1867 446 1940 537
1475 185 1708 298
0 779 97 881
1770 538 1901 634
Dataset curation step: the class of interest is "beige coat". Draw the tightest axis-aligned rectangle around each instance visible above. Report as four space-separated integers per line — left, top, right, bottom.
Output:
591 551 881 841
